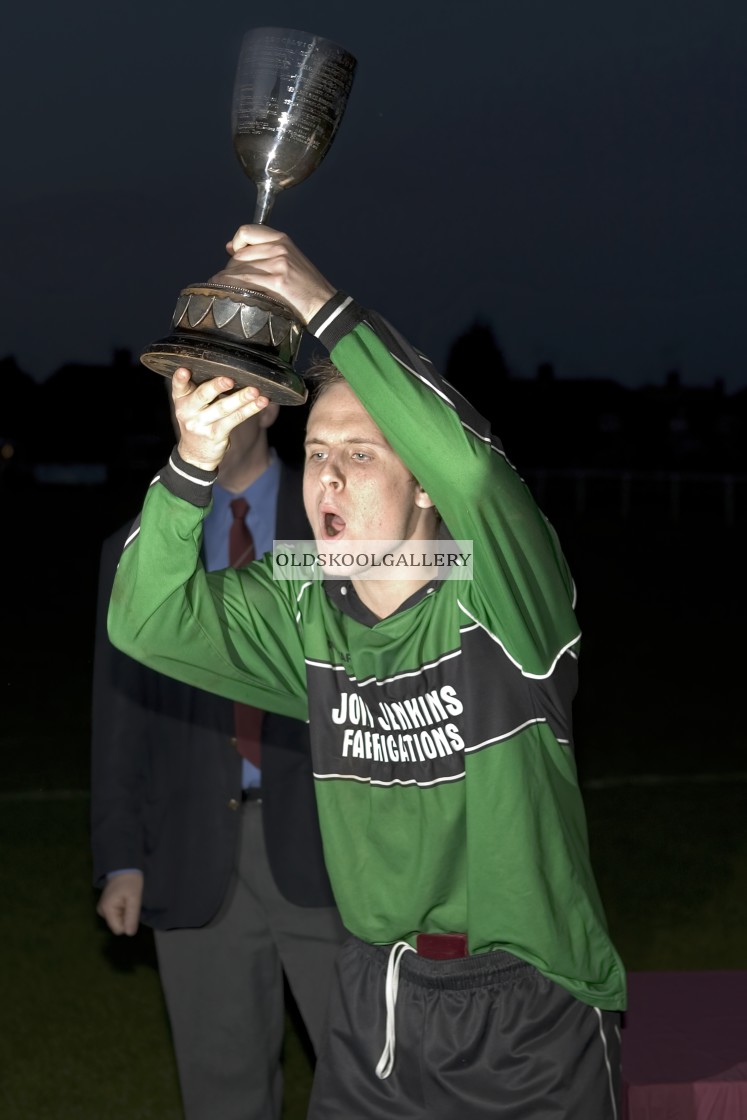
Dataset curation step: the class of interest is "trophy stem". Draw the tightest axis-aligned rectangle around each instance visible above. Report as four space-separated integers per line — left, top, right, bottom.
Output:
253 181 277 225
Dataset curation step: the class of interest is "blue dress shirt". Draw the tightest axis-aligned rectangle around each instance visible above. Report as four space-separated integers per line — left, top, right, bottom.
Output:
204 451 281 789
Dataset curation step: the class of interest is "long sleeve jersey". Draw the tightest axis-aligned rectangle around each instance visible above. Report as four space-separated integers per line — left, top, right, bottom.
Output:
108 292 626 1011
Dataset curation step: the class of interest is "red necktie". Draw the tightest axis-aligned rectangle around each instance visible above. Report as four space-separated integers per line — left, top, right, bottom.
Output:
229 498 262 769
229 496 256 568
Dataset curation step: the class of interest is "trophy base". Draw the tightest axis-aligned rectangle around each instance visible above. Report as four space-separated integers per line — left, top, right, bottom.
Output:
140 281 309 406
140 334 308 406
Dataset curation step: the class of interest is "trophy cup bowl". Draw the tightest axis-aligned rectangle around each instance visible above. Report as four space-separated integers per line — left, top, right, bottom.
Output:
140 28 357 405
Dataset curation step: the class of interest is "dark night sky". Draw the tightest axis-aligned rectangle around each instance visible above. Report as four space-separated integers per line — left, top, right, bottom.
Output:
2 0 746 390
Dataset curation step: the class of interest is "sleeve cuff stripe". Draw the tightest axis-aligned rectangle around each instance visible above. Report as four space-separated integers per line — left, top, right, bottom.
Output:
167 453 216 487
311 295 353 339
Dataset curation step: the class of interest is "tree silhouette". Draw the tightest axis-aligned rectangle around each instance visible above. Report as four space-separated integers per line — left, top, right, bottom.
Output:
445 318 509 423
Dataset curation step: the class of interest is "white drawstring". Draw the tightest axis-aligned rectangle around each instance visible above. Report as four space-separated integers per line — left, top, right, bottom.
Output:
375 941 417 1079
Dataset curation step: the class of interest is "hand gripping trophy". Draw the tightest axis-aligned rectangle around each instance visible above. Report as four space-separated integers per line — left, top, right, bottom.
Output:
140 28 357 404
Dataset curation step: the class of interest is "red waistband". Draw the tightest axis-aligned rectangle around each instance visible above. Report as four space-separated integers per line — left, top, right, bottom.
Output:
416 933 468 959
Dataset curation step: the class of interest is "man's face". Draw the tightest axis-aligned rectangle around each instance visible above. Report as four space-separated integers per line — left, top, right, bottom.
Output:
303 382 434 547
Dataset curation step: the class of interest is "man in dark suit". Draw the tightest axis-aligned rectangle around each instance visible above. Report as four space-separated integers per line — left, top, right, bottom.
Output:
91 399 345 1120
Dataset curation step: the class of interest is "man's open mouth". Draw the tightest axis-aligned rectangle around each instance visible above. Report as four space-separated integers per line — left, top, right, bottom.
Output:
323 511 346 540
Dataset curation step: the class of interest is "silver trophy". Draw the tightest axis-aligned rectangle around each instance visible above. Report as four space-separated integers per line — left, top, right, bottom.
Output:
140 28 357 405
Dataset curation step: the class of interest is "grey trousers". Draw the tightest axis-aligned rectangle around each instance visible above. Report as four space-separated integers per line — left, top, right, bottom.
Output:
154 799 346 1120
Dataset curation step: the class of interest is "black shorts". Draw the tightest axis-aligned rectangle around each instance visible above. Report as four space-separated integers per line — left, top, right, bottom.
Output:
308 935 621 1120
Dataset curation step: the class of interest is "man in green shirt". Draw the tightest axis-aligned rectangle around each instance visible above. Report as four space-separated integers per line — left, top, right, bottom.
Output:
109 224 625 1119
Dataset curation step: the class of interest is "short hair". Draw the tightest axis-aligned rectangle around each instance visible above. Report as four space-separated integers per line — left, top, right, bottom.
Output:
304 355 345 402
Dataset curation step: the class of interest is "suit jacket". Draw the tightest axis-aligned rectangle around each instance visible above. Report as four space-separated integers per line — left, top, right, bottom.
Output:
90 461 337 928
